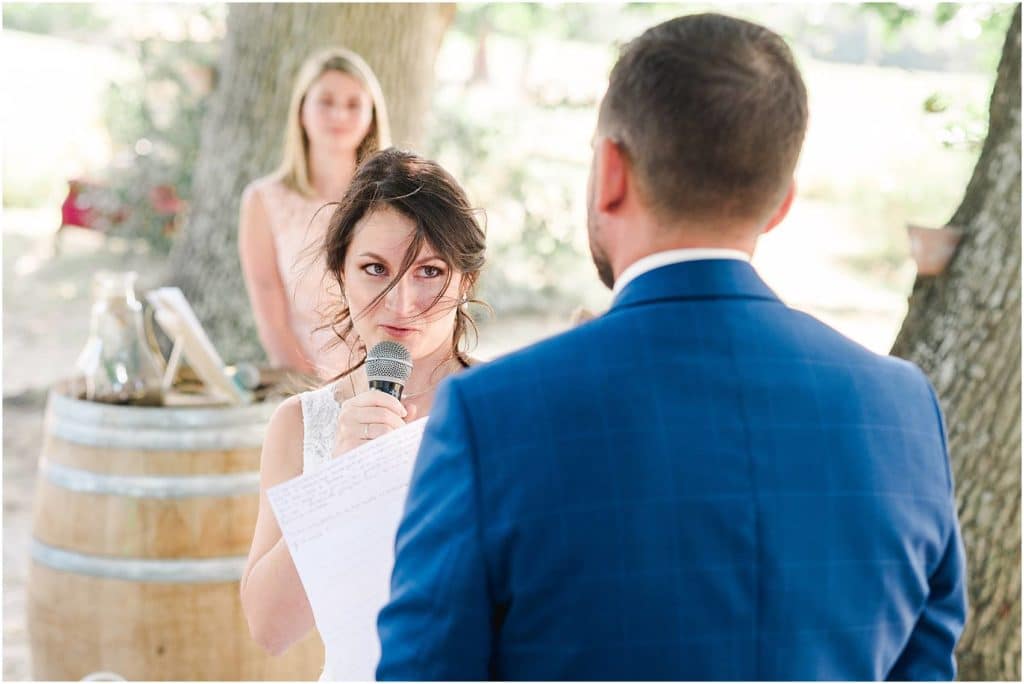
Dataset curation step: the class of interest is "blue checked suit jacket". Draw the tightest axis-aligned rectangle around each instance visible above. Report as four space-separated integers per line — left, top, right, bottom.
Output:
377 259 967 680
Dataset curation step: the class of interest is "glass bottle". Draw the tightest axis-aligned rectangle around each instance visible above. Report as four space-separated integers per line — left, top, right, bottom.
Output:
76 271 164 405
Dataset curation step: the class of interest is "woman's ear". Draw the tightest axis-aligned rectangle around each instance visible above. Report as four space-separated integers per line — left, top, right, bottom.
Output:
459 273 478 304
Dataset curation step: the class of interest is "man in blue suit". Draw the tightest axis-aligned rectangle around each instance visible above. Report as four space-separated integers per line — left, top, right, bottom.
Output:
377 13 966 680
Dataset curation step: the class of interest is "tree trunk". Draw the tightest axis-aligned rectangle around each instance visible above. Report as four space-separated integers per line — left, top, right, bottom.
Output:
891 6 1021 680
167 3 455 362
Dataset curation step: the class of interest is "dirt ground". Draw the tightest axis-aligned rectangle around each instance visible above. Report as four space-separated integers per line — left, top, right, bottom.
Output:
2 205 907 680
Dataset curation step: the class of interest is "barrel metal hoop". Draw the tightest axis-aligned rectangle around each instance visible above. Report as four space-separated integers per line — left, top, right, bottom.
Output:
48 421 268 450
49 389 277 428
41 460 260 499
30 540 245 583
46 389 278 450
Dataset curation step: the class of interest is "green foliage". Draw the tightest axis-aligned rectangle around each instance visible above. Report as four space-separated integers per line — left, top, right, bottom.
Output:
426 89 593 316
924 93 989 151
861 2 1016 71
433 2 1002 315
924 92 952 112
453 2 691 46
97 24 218 252
2 3 110 36
865 2 920 42
934 3 962 25
907 5 1016 153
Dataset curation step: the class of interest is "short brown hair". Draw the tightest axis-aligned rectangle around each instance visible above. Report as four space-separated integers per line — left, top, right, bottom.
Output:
600 13 808 223
320 149 487 381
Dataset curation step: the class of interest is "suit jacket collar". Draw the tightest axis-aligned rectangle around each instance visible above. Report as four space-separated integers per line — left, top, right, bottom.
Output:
610 259 781 311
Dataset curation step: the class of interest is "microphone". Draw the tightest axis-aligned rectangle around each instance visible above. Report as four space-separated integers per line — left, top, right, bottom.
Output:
366 341 413 400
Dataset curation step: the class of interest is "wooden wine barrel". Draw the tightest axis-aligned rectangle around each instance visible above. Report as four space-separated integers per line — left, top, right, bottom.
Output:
27 382 324 681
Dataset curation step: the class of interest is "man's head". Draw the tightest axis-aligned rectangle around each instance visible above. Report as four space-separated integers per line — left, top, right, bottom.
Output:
587 13 808 288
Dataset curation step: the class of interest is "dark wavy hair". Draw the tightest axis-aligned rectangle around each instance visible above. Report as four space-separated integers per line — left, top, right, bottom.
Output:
317 148 487 383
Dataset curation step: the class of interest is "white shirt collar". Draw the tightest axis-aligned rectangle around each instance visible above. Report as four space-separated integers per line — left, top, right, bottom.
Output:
612 248 751 296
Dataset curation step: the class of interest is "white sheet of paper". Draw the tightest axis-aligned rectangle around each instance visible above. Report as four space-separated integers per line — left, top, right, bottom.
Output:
268 417 428 680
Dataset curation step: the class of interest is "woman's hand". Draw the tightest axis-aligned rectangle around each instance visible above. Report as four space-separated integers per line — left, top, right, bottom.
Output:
333 389 418 457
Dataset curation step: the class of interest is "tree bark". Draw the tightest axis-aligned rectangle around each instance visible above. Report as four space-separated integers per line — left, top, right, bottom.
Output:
891 6 1021 680
167 3 455 362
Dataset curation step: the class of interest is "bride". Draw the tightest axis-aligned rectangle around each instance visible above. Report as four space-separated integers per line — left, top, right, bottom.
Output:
240 148 487 679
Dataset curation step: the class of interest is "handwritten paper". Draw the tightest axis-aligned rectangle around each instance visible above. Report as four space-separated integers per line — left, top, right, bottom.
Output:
268 418 428 680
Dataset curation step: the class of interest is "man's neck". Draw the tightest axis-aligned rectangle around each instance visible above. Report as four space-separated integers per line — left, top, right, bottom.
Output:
611 234 757 283
611 245 753 296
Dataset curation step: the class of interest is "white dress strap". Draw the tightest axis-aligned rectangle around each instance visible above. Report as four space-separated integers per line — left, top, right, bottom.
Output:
298 383 341 474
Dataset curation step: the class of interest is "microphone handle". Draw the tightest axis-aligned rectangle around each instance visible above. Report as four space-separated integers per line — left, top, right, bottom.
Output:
368 379 404 400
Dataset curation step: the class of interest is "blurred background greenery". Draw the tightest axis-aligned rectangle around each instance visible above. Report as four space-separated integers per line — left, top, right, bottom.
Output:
3 3 1012 332
0 1 1015 368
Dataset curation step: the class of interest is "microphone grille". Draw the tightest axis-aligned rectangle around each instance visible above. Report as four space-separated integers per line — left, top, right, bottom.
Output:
366 341 413 384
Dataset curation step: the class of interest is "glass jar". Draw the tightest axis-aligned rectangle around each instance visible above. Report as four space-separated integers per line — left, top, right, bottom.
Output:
76 271 164 405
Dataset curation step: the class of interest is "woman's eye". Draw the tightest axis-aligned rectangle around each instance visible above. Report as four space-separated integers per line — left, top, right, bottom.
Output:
363 263 386 276
420 265 444 278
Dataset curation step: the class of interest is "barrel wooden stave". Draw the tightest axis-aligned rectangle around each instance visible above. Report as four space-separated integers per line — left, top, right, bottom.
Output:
31 479 258 558
29 564 323 681
42 432 260 476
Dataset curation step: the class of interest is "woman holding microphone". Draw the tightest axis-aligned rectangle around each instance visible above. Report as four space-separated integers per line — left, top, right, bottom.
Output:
241 148 488 680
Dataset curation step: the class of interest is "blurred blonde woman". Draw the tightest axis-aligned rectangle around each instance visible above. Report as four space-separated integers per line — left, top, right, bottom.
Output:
239 47 392 378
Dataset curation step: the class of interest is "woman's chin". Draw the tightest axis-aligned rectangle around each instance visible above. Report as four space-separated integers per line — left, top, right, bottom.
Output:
312 136 360 156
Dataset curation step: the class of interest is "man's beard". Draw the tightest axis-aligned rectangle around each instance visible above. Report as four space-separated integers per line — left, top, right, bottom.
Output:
586 203 615 290
590 238 614 290
585 158 615 290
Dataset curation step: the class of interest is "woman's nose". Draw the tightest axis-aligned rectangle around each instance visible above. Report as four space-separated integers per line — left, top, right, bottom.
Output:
384 277 417 314
329 105 347 122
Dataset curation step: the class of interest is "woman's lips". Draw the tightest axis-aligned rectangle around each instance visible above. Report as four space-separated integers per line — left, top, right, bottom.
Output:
380 324 416 338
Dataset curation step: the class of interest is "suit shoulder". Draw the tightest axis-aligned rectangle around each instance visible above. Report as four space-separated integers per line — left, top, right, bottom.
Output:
787 308 925 372
782 308 939 422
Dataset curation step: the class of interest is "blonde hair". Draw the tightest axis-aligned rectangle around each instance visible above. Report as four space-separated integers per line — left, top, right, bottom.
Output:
275 47 392 197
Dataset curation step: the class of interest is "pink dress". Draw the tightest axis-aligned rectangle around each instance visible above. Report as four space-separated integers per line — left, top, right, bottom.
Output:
251 177 352 379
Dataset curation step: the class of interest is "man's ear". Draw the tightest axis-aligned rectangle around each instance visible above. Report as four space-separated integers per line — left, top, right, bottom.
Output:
762 181 796 234
594 137 628 214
